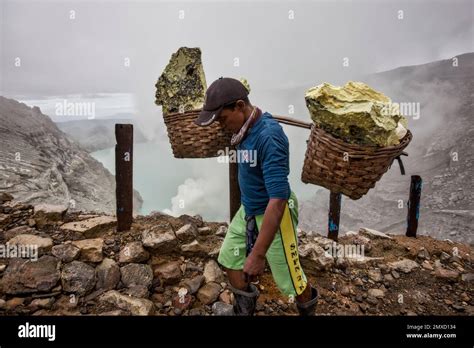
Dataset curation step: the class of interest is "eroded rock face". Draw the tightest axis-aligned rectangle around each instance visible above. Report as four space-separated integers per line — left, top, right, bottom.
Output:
0 96 143 214
155 47 207 115
305 81 408 146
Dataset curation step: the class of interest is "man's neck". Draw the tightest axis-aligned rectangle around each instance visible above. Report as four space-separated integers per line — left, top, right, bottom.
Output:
245 106 261 127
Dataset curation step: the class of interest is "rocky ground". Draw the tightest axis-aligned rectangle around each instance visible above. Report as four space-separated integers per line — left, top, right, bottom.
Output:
0 192 472 316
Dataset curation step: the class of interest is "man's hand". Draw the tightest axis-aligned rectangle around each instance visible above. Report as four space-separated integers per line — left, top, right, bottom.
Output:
243 251 266 280
242 198 287 281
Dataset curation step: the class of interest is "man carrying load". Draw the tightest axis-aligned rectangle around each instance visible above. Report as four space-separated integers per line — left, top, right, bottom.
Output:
195 77 318 316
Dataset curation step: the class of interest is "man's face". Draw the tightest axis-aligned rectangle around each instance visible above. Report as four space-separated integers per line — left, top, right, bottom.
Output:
218 100 246 133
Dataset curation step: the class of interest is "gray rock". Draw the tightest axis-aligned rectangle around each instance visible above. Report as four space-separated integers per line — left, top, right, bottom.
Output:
440 252 451 262
203 260 225 283
96 258 120 290
33 204 68 228
0 256 60 294
7 234 53 257
198 226 212 235
60 216 117 237
368 288 385 298
181 239 204 253
61 261 96 295
119 241 149 263
368 269 383 282
417 247 430 260
153 261 182 285
212 301 234 316
72 238 104 262
142 228 177 252
298 242 335 270
181 275 205 294
359 227 392 240
123 285 149 298
52 243 80 262
461 273 474 282
215 225 228 237
100 290 154 315
120 263 153 289
388 259 420 273
434 268 459 280
197 282 221 305
29 297 55 310
4 226 37 241
175 224 198 243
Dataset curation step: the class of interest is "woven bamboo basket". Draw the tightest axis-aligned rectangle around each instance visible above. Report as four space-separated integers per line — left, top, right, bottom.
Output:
163 109 233 158
301 125 412 200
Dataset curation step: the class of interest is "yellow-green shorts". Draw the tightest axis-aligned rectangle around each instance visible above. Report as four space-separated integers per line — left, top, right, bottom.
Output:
217 191 308 298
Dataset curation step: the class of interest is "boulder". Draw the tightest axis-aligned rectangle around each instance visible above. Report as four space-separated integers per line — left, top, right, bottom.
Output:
181 239 205 253
212 301 234 316
7 234 53 256
51 243 80 263
388 259 420 274
120 263 153 289
175 224 198 243
203 260 225 283
119 241 149 263
197 282 221 305
0 256 60 294
142 228 177 252
33 204 68 228
61 261 96 295
72 238 104 262
153 261 182 285
96 258 120 290
60 216 116 238
100 290 154 316
180 275 205 295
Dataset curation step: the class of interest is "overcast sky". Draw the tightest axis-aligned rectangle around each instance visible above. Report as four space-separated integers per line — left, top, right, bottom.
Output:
1 0 473 98
1 0 473 220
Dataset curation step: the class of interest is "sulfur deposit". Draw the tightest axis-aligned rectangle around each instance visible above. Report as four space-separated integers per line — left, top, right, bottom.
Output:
305 81 408 147
155 47 207 115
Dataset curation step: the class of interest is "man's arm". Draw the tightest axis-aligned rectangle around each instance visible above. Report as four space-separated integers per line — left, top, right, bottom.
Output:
243 198 287 277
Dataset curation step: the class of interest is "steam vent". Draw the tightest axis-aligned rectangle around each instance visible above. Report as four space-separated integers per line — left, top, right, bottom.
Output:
155 47 207 115
305 81 408 147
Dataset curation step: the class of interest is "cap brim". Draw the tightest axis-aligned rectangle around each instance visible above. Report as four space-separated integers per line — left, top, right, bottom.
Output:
194 106 223 126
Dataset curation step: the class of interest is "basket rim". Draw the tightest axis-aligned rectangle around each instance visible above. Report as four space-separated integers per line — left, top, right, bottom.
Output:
311 124 412 152
164 108 202 118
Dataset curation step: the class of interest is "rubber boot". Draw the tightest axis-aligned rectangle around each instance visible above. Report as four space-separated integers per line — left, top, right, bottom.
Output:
228 283 260 316
296 286 318 316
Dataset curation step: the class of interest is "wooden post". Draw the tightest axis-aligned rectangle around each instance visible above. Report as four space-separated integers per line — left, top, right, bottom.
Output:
328 191 342 241
115 124 133 232
229 159 240 221
406 175 422 237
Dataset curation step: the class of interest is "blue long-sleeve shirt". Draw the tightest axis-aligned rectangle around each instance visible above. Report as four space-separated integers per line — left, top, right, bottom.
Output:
237 111 291 216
